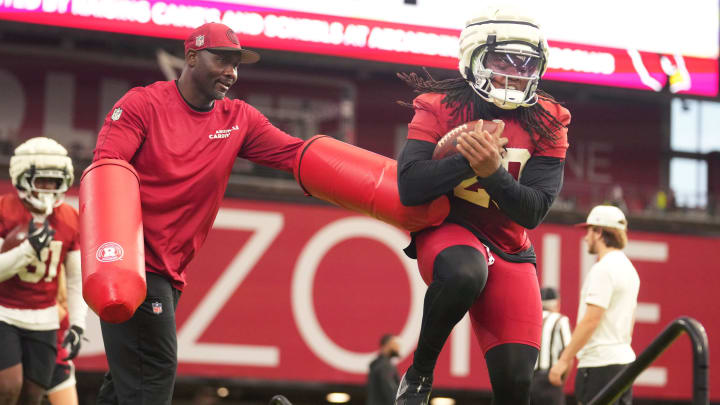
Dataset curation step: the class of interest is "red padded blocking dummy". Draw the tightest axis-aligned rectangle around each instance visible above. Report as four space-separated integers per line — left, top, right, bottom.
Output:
294 136 449 232
79 159 145 323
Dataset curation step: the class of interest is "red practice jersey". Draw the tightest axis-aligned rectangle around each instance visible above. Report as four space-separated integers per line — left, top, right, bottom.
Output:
407 93 570 254
0 193 80 309
94 80 303 290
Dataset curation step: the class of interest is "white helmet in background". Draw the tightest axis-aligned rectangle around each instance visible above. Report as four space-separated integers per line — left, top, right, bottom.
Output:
9 137 74 216
459 6 549 109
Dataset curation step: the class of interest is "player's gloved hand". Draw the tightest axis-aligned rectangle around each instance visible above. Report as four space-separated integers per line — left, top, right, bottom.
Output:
27 219 55 259
62 325 85 361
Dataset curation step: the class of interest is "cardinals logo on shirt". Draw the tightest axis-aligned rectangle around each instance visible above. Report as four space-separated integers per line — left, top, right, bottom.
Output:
209 125 239 140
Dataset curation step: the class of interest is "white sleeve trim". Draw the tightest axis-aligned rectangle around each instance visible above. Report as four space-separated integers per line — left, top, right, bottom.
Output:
65 250 87 329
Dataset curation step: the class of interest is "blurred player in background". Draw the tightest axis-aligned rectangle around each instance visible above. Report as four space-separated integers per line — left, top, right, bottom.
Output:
395 6 570 405
0 137 86 405
47 268 79 405
90 22 303 405
366 334 401 405
549 205 639 405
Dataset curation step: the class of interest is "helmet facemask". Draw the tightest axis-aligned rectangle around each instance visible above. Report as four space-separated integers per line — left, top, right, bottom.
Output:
17 167 70 216
469 42 544 109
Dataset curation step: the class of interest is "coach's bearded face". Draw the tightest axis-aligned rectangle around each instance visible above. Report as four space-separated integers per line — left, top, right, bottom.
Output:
191 49 241 101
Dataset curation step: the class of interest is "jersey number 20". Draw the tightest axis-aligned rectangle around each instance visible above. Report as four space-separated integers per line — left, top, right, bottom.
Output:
453 148 531 207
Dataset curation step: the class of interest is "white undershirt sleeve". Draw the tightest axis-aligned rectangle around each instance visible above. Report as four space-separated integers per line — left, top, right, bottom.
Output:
0 240 36 282
64 250 88 330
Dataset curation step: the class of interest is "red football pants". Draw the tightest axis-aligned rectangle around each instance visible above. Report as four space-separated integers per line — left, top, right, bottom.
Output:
415 223 542 354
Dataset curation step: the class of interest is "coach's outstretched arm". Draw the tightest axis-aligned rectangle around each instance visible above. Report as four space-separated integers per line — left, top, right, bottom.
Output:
293 135 450 232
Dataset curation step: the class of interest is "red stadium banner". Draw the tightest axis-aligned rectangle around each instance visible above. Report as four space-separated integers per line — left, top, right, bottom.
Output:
63 196 720 401
0 0 717 96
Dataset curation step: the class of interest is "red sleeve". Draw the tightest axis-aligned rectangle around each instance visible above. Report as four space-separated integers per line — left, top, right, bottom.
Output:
93 88 148 162
535 98 571 159
61 205 81 251
239 103 304 173
0 196 9 238
407 93 446 144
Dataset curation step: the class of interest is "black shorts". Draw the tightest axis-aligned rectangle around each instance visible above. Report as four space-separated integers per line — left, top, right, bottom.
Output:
575 364 632 405
531 370 565 405
96 272 181 405
0 321 57 389
48 362 76 393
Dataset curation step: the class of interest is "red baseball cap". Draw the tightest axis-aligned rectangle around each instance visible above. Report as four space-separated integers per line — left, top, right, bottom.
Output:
184 22 260 64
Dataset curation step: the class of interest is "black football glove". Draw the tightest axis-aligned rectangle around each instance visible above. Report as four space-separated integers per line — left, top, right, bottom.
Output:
27 219 55 259
62 325 85 361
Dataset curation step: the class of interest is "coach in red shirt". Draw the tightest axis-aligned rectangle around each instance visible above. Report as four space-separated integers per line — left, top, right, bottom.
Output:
92 23 303 405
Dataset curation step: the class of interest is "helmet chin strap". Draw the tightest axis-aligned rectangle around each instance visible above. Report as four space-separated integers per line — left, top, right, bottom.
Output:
489 88 527 109
38 193 56 216
20 190 57 217
470 70 540 110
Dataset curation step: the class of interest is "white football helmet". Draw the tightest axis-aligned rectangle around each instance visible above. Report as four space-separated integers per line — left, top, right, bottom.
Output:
9 137 74 216
459 7 549 109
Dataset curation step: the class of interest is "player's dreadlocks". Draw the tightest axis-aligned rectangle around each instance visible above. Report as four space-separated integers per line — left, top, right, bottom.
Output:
397 69 565 151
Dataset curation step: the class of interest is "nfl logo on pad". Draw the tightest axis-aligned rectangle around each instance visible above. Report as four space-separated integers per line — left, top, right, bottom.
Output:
152 302 163 315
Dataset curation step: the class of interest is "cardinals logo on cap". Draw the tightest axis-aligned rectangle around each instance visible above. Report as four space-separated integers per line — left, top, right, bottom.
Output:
226 29 239 45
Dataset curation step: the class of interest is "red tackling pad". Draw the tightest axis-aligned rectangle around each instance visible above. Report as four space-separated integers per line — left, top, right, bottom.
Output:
294 135 449 232
79 159 146 323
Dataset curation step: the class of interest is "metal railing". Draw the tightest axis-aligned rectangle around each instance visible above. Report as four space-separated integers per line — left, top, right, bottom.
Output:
587 316 709 405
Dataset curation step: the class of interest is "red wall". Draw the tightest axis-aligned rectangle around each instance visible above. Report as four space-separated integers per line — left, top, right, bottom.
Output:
61 196 718 401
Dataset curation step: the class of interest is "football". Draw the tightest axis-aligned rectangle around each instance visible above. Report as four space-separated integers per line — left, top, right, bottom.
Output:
0 223 30 253
432 119 504 160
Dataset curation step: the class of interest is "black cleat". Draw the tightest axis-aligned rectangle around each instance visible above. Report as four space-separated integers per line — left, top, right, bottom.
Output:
269 395 293 405
395 367 433 405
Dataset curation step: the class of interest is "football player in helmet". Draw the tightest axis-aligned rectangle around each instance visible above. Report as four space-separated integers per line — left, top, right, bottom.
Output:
9 137 74 218
395 7 570 405
458 9 549 110
0 137 87 405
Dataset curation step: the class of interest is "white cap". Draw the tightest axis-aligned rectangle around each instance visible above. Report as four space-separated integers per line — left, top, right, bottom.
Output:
576 205 627 231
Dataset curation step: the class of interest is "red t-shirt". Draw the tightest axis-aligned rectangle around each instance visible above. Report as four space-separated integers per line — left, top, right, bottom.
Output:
407 93 570 254
0 193 80 309
94 80 303 290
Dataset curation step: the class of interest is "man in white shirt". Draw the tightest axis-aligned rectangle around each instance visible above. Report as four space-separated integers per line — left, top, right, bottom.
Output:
548 205 640 405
